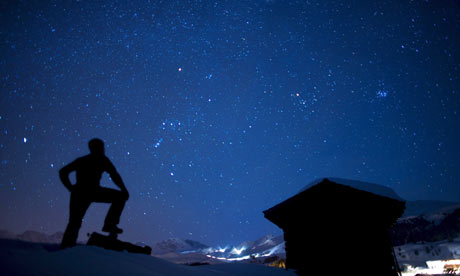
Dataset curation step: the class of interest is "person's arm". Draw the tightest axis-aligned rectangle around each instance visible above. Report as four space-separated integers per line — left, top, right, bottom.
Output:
106 158 129 199
59 160 78 192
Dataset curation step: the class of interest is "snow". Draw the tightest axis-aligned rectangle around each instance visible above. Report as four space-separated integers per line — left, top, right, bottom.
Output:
0 239 296 276
301 177 404 200
396 238 460 275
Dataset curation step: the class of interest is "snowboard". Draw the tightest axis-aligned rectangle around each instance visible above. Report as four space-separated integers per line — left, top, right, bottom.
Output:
87 232 152 255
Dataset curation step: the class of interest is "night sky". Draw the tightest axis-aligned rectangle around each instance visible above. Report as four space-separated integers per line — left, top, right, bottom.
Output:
1 0 459 247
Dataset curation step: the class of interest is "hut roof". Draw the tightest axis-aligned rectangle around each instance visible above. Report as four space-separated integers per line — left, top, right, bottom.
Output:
264 178 405 229
300 177 404 201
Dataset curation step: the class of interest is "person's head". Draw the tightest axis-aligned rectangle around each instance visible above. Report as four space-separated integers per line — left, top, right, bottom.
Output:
88 138 105 155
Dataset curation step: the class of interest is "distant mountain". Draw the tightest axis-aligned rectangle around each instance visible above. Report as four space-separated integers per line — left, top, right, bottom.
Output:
232 234 285 258
202 234 285 262
391 203 460 246
403 200 459 217
183 239 209 251
0 230 63 244
149 234 286 265
150 238 209 255
0 229 16 240
149 238 221 265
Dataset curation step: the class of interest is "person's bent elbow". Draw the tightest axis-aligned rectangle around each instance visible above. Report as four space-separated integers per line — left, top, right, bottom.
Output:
122 189 129 201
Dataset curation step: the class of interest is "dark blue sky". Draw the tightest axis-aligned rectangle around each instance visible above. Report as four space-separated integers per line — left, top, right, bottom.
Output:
1 0 459 246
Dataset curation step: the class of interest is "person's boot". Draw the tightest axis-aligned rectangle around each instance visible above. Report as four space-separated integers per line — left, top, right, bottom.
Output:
102 224 123 234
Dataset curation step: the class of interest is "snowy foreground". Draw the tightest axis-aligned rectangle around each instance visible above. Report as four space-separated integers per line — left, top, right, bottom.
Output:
0 239 296 276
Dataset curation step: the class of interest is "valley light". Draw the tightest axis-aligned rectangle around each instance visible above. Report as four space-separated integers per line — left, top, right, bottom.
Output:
226 255 252 261
427 259 460 274
401 259 460 275
230 246 246 255
214 246 228 253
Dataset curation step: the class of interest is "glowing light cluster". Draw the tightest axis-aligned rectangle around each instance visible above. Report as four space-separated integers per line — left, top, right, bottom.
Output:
402 259 460 276
216 246 228 253
203 243 284 262
206 251 273 262
230 246 246 255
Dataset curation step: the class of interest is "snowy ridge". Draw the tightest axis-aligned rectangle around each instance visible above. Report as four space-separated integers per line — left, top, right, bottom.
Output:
0 230 64 244
151 238 208 255
391 204 460 246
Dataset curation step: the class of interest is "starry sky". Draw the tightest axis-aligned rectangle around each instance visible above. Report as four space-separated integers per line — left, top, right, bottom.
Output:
1 0 459 247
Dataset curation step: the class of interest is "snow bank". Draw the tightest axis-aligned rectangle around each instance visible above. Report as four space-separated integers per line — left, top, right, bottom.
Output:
0 239 296 276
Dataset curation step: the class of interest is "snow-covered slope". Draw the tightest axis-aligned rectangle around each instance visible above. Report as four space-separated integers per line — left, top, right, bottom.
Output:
391 204 460 246
395 238 460 269
151 238 208 255
0 239 296 276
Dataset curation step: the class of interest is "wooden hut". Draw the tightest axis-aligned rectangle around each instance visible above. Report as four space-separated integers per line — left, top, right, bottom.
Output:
263 178 405 275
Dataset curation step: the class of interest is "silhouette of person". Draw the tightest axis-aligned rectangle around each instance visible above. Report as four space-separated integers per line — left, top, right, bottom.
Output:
60 138 129 248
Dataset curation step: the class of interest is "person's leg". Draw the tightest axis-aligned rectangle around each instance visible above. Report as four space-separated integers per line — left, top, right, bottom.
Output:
92 187 127 232
61 192 90 248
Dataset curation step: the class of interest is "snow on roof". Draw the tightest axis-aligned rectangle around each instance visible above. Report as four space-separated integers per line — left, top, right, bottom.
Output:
301 177 404 201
